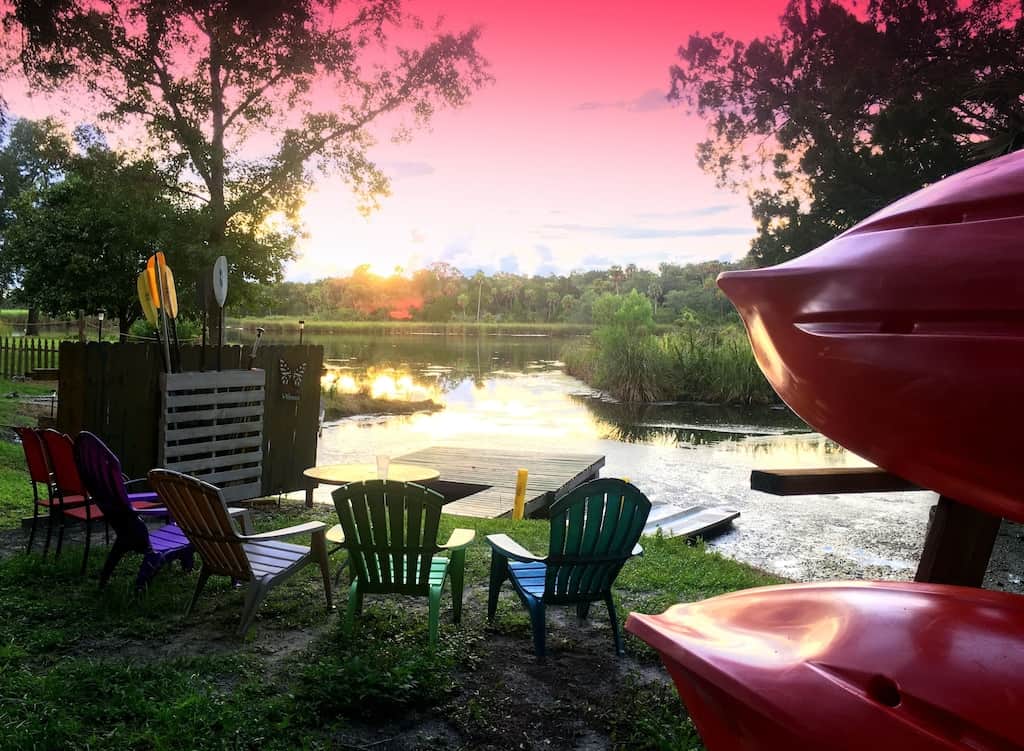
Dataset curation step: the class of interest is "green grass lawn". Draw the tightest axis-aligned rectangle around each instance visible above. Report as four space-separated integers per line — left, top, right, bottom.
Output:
0 496 779 750
0 378 58 528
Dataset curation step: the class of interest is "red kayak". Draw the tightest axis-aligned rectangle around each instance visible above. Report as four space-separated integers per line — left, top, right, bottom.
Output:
718 150 1024 522
626 581 1024 750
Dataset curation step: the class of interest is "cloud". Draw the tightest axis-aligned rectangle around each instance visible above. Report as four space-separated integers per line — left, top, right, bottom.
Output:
636 204 739 220
536 244 554 262
627 88 671 112
381 161 435 179
574 88 670 113
545 223 754 239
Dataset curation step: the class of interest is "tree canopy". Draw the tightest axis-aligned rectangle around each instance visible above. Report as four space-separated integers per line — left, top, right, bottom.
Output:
3 0 490 325
670 0 1024 267
3 137 191 337
0 117 72 330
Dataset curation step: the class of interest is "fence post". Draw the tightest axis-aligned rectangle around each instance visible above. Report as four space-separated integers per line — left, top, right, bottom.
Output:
513 468 529 520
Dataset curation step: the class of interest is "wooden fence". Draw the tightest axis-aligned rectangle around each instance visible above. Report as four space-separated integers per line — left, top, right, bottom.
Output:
57 342 322 499
0 337 61 379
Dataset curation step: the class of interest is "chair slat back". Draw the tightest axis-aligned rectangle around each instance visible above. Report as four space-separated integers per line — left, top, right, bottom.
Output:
73 431 149 544
147 469 251 580
40 429 87 497
332 480 444 594
15 427 50 484
545 479 651 600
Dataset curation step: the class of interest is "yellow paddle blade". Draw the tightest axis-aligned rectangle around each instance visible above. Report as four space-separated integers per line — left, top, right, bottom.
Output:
137 272 158 326
146 252 167 309
163 266 179 319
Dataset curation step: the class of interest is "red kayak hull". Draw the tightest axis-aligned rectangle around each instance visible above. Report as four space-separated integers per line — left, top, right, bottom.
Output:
626 582 1024 751
717 150 1024 521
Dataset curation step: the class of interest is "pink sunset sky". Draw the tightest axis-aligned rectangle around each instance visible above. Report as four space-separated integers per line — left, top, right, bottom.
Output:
7 0 790 280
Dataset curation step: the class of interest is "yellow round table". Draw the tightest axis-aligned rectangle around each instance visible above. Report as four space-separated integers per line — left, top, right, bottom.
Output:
303 462 440 486
306 463 442 556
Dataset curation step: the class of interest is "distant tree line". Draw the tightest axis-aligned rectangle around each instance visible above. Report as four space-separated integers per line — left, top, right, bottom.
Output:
235 260 745 327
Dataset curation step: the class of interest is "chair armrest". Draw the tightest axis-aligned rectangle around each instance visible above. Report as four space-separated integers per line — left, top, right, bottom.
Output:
440 528 475 550
240 521 326 541
631 542 643 557
137 506 170 516
486 533 543 563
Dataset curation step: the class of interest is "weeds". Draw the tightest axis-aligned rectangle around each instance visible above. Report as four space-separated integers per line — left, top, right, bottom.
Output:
562 298 776 405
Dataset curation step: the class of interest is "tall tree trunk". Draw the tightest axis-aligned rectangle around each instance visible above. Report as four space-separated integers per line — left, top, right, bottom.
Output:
118 309 131 343
25 307 39 336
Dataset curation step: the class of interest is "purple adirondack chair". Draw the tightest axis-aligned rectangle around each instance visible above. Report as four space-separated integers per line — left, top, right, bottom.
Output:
73 431 194 588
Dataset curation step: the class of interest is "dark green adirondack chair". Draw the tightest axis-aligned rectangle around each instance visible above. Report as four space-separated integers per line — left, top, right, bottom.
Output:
487 478 651 657
332 480 474 645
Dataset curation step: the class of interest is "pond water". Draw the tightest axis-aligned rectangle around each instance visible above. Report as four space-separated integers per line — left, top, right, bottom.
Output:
278 332 937 583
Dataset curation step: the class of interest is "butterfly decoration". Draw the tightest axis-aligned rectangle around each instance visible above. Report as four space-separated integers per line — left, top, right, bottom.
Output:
279 359 306 401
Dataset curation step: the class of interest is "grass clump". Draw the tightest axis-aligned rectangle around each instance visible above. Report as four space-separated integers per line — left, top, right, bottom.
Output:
562 293 775 405
0 655 303 751
295 605 481 718
604 676 704 751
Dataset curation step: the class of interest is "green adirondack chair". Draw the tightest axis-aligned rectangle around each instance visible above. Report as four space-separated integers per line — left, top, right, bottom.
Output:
487 478 651 657
332 480 474 645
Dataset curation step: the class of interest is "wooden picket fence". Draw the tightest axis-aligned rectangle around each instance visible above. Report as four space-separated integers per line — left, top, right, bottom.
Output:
0 336 62 379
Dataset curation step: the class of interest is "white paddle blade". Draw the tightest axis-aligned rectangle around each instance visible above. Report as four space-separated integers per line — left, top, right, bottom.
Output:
213 256 228 308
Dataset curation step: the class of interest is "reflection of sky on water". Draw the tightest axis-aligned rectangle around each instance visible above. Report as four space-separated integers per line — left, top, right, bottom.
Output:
313 340 935 584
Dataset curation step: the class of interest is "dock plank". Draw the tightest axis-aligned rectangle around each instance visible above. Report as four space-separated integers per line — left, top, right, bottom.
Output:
394 446 605 519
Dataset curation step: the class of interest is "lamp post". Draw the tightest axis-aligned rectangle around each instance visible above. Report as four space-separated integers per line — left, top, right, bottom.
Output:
299 319 305 344
96 310 105 342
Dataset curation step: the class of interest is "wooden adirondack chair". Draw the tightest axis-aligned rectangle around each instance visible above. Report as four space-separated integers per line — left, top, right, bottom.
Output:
147 468 333 636
487 478 651 657
18 426 87 557
39 429 112 572
331 480 475 645
73 431 192 586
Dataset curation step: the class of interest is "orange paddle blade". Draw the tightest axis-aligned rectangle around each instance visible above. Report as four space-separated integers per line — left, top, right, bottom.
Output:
145 252 167 309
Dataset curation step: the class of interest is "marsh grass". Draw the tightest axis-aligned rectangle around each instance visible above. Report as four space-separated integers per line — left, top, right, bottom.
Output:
564 323 775 405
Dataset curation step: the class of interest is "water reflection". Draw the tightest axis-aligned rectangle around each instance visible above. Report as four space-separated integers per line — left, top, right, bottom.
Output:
322 366 442 402
575 396 807 447
722 433 874 469
313 332 568 402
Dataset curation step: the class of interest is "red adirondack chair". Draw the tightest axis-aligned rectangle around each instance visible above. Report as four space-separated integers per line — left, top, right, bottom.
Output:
38 429 108 572
18 426 87 556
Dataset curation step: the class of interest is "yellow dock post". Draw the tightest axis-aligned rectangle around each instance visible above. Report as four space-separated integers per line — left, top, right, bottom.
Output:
513 469 529 520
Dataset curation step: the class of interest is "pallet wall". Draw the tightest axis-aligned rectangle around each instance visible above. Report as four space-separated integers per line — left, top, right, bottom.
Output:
57 342 322 498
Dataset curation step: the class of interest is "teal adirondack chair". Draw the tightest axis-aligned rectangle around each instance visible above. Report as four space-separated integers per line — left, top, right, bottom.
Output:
332 480 474 645
487 478 651 657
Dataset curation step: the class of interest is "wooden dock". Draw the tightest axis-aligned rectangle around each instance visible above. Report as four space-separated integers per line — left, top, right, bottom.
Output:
394 446 605 518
